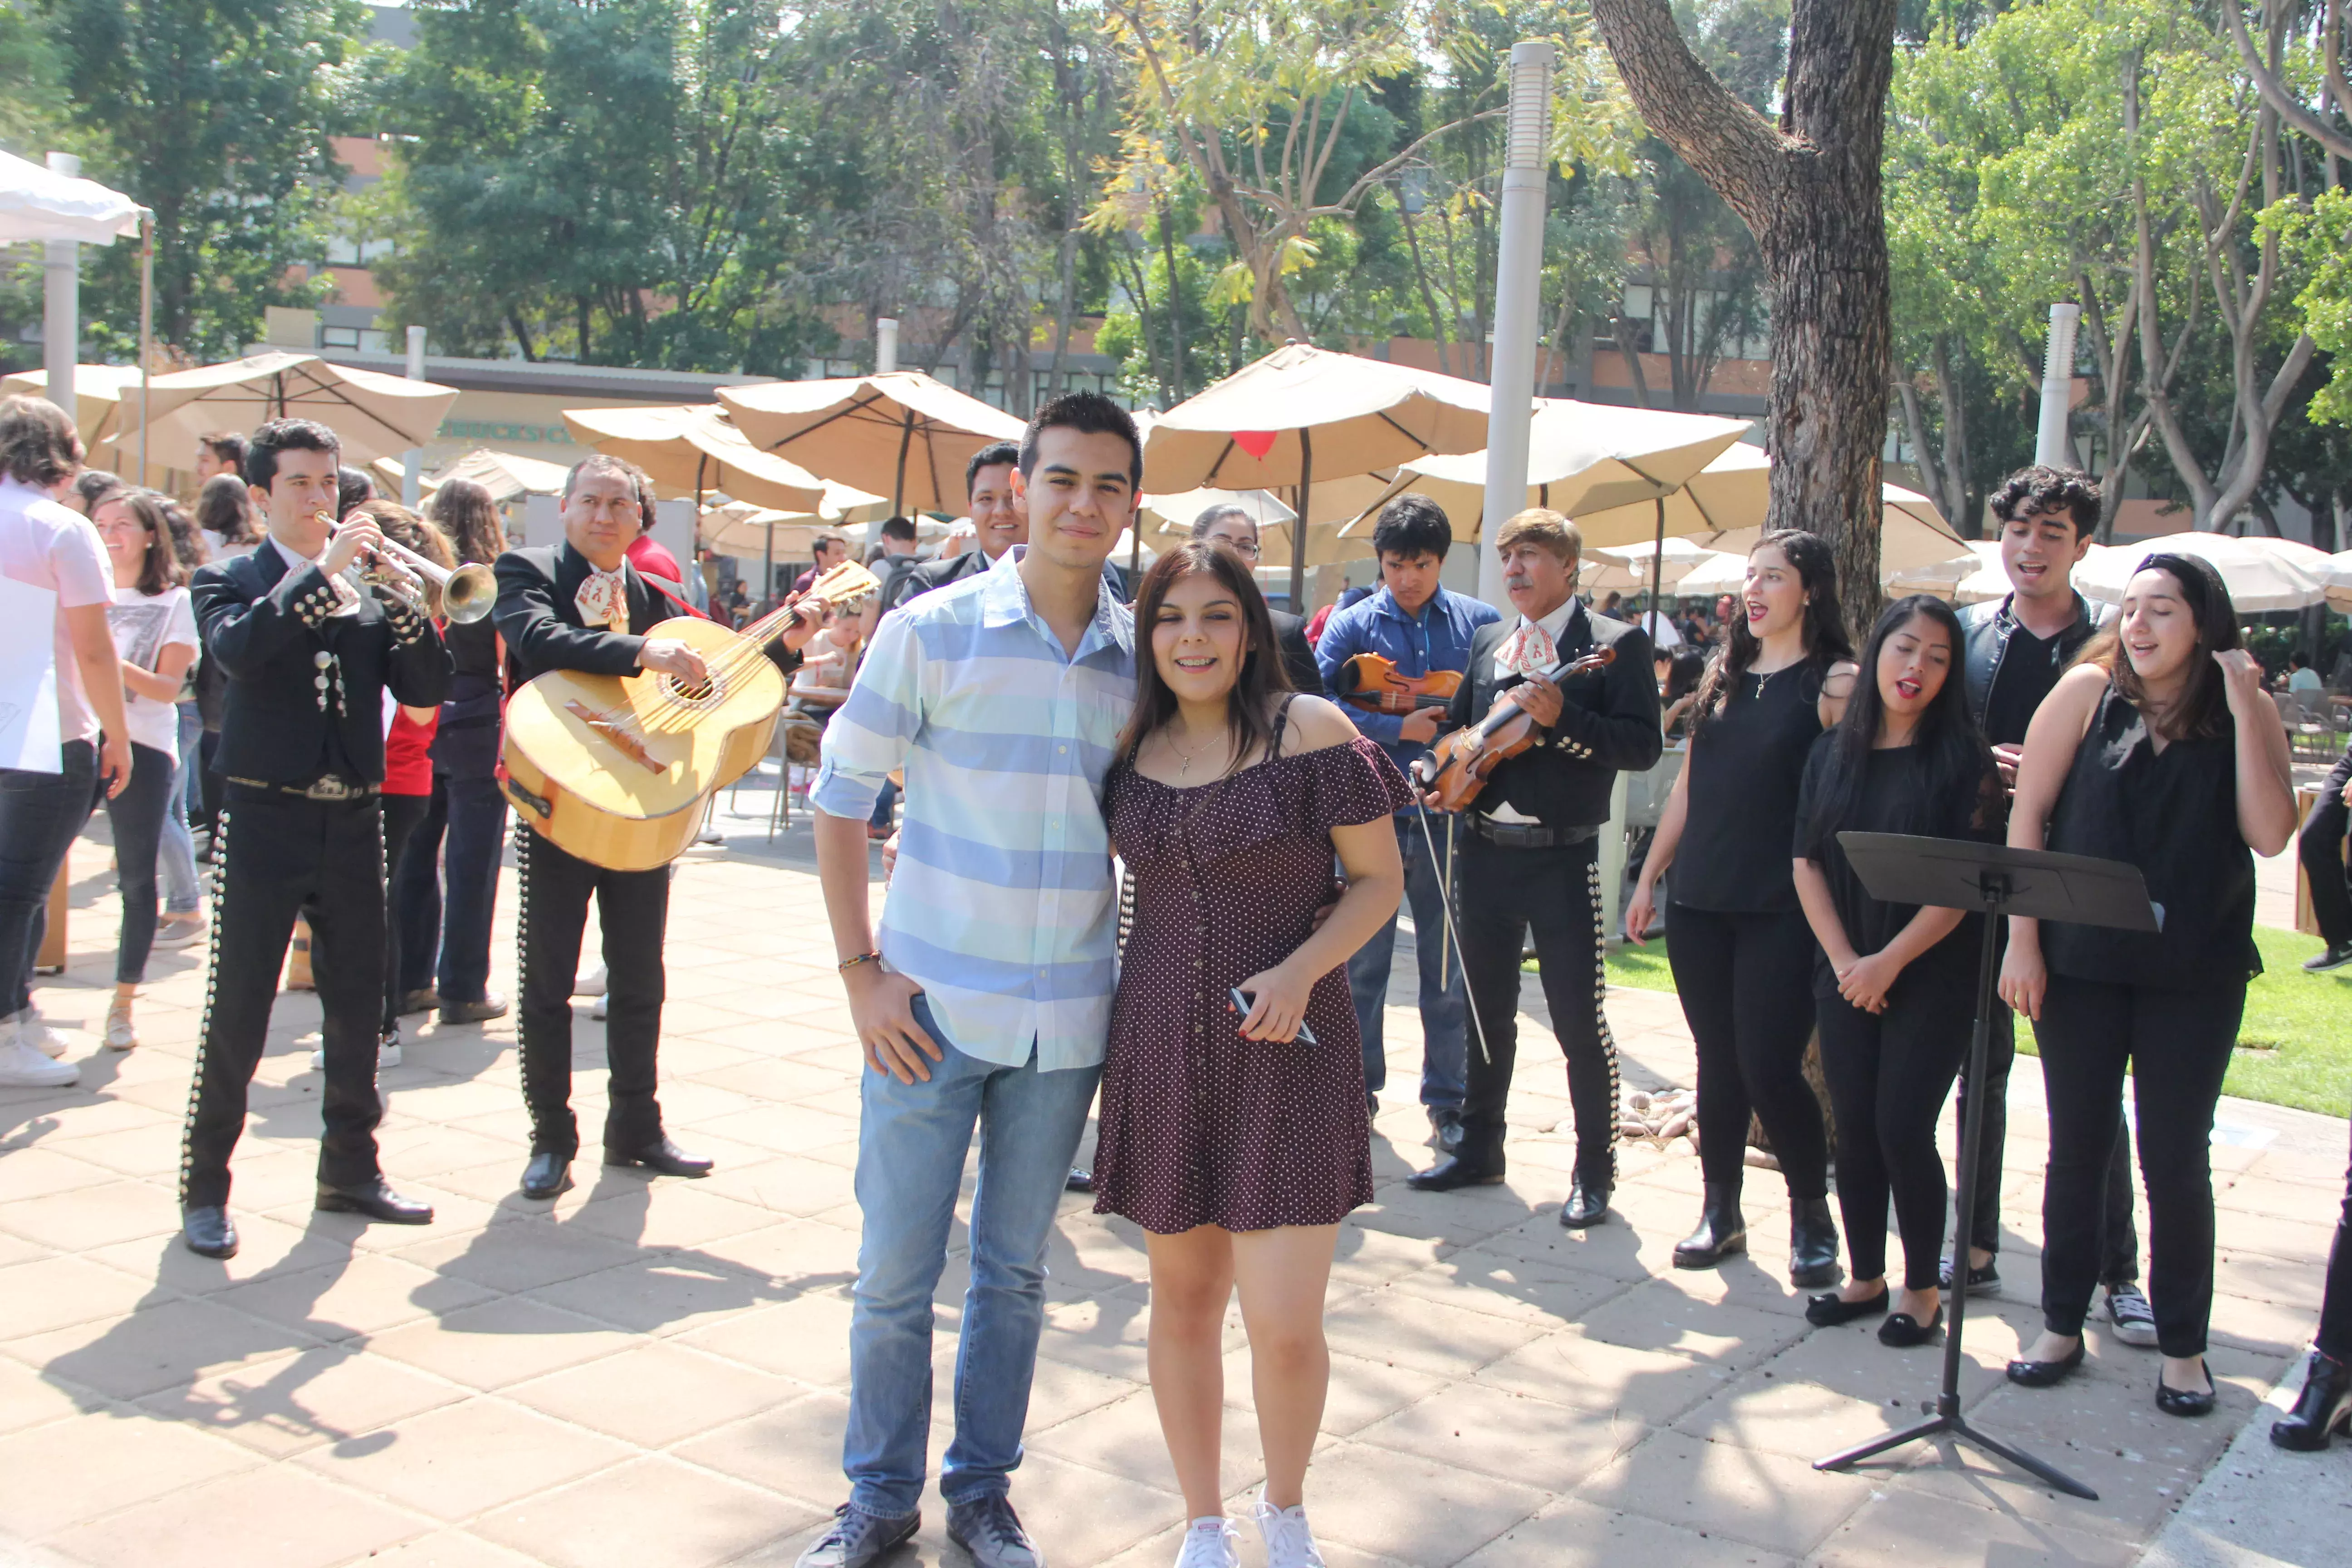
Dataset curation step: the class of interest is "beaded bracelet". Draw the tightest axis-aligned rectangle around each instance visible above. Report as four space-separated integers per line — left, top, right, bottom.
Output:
837 951 884 974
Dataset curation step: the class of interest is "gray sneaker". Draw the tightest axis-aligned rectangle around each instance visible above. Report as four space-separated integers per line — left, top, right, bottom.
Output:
796 1504 919 1568
2106 1283 2160 1348
947 1493 1043 1568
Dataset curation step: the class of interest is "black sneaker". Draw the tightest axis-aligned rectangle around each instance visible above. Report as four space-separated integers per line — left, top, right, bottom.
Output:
2303 943 2352 973
1938 1254 2000 1295
796 1504 919 1568
946 1493 1043 1568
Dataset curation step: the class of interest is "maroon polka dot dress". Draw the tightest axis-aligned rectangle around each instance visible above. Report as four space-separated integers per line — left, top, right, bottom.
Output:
1092 730 1415 1234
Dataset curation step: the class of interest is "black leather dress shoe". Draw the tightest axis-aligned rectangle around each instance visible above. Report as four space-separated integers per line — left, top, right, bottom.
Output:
181 1206 238 1259
1063 1167 1095 1194
316 1178 435 1225
520 1151 573 1200
1878 1308 1943 1347
1406 1153 1504 1192
1558 1176 1610 1228
605 1137 714 1178
1673 1183 1747 1269
2156 1366 2217 1417
1805 1286 1888 1327
2006 1341 2087 1387
2271 1350 2352 1450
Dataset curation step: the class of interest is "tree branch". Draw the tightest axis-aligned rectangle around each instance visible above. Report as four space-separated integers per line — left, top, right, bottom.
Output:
2225 0 2352 162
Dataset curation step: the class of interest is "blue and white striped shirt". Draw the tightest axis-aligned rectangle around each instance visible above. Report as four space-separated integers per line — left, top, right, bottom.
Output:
810 548 1135 1072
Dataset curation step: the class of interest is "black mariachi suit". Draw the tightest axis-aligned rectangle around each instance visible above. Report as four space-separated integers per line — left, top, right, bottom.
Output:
1443 604 1660 1186
181 544 450 1210
493 544 799 1159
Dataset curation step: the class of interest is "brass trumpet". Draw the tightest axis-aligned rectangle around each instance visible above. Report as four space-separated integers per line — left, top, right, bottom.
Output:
316 512 497 624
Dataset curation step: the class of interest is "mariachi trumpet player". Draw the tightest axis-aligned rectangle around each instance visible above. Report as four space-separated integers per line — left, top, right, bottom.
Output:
177 418 451 1260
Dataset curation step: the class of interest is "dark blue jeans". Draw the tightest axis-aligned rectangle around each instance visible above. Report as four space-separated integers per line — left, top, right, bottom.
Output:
100 742 178 985
0 740 99 1018
400 771 508 1004
1343 811 1467 1108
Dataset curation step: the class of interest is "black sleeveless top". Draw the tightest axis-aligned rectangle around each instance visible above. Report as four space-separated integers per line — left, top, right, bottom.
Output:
2043 685 2259 990
1674 660 1828 913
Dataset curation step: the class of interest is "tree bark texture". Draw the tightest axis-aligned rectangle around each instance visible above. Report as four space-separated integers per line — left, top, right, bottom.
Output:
1591 0 1897 648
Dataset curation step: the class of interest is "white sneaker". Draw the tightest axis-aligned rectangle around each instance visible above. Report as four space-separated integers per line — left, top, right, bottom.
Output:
12 1009 74 1059
1251 1494 1327 1568
154 914 208 949
1174 1516 1239 1568
0 1034 78 1088
309 1032 403 1071
591 993 608 1021
573 962 608 997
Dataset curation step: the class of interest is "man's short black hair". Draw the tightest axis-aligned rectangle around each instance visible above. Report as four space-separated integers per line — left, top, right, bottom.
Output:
199 431 248 469
1372 494 1452 562
1989 465 2100 539
880 515 918 543
965 440 1019 499
1019 391 1142 493
2289 651 2310 669
244 418 343 490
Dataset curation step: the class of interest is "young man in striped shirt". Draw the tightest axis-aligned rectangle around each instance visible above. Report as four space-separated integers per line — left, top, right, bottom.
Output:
801 392 1143 1568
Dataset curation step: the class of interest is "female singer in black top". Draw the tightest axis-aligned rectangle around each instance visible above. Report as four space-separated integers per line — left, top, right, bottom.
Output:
1627 530 1856 1285
1792 596 2002 1344
1999 554 2296 1415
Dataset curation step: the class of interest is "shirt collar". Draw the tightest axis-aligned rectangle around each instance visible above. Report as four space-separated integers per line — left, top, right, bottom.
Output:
981 545 1133 659
1517 595 1577 644
270 533 325 573
1373 585 1447 625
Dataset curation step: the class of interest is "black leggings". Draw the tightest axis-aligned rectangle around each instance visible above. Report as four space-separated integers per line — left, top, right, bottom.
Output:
1816 963 1974 1290
2319 1115 2352 1363
2037 975 2243 1358
101 742 179 985
379 793 431 1033
1668 903 1828 1197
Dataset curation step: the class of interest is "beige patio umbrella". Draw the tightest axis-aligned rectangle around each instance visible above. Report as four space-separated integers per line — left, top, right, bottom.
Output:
1702 482 1969 573
113 351 460 464
2076 531 2330 612
717 372 1026 516
699 500 831 561
563 403 828 514
2327 550 2352 614
1581 537 1728 593
0 364 184 460
432 446 573 505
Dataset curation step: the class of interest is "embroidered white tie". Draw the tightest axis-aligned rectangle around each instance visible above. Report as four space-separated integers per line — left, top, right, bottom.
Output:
575 568 627 629
1496 618 1557 678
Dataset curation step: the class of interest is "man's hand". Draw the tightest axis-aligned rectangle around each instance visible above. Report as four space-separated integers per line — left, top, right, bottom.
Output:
1398 706 1442 745
1498 675 1563 730
1991 742 2024 792
2341 773 2352 810
98 730 132 799
638 637 710 684
321 519 383 580
777 593 822 653
843 962 942 1083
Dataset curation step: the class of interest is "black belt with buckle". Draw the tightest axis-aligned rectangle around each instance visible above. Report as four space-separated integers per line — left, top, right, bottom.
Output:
1466 817 1598 850
226 774 381 802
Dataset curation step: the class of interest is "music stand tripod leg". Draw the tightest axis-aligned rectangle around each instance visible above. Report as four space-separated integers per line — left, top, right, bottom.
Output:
1813 887 2097 1501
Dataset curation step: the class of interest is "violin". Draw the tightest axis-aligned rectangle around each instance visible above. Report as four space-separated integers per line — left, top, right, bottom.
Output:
1333 652 1462 715
1411 646 1617 813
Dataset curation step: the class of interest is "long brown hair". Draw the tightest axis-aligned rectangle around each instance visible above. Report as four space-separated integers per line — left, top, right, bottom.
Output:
1690 528 1852 730
1115 540 1293 776
106 490 197 597
426 476 506 565
2075 551 2237 741
196 471 263 545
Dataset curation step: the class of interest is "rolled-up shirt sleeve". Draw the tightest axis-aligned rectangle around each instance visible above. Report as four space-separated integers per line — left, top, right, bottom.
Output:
811 609 924 820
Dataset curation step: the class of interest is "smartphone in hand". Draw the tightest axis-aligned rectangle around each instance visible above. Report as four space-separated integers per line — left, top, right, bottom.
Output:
1229 986 1318 1045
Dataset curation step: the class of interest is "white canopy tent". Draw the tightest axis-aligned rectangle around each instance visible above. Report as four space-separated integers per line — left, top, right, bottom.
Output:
0 151 154 470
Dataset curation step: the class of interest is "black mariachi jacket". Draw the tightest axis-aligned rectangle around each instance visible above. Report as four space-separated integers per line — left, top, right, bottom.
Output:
1440 603 1662 829
493 543 803 686
191 544 449 785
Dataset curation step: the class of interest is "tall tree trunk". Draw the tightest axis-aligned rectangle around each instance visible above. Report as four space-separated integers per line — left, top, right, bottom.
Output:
1592 0 1897 649
1158 204 1186 402
1928 335 1971 534
1401 202 1453 377
1047 228 1078 402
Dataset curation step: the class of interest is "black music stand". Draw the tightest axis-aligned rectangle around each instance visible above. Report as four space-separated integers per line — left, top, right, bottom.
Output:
1808 834 2158 1502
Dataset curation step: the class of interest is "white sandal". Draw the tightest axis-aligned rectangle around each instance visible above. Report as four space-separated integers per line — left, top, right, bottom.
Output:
104 1004 137 1052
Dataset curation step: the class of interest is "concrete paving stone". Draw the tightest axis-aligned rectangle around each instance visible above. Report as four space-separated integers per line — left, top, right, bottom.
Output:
363 1298 641 1392
0 1228 51 1268
1468 1204 1688 1283
669 1388 851 1505
329 1529 552 1568
390 1218 650 1297
688 1057 849 1106
1035 1292 1154 1382
140 1341 467 1459
2 1294 321 1401
1458 1496 1800 1568
44 1460 431 1568
215 1252 497 1343
2203 1290 2322 1355
472 1454 825 1568
676 1289 857 1387
2211 1247 2327 1310
0 1254 167 1339
504 1339 802 1448
1354 1379 1646 1491
82 1210 351 1297
1321 1290 1549 1380
1474 1326 1735 1426
294 1395 636 1521
689 1105 862 1162
706 1153 862 1219
1812 1486 2142 1568
1291 1438 1548 1566
1571 1426 1876 1557
1351 1185 1542 1247
1216 1348 1446 1438
1323 1225 1459 1291
1011 1349 1142 1433
1379 1252 1635 1329
0 1177 183 1253
0 1408 261 1540
557 1179 775 1251
1573 1277 1810 1367
0 1090 174 1142
0 1353 107 1435
265 1185 507 1257
519 1251 794 1337
0 1145 117 1202
688 1218 864 1291
2201 1208 2338 1266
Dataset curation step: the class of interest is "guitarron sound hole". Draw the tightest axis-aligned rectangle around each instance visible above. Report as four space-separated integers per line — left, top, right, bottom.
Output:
663 672 720 706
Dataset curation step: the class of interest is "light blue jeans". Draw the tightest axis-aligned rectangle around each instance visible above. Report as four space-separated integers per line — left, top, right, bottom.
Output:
158 703 204 915
843 995 1100 1519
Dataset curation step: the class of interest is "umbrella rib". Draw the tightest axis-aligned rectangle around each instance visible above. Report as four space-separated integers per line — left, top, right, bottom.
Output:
759 389 887 452
1203 436 1238 489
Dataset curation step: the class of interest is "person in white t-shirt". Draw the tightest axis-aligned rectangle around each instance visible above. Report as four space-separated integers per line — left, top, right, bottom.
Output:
91 488 203 1053
0 396 131 1087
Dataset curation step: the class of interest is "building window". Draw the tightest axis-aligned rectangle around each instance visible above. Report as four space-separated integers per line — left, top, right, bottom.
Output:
321 326 361 349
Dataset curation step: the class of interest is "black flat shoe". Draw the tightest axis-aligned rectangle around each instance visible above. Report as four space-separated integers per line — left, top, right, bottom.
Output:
1806 1287 1889 1327
1879 1308 1943 1347
1788 1196 1842 1289
1938 1255 2002 1295
1559 1176 1611 1228
1064 1167 1095 1194
1406 1154 1504 1192
520 1151 573 1200
2156 1367 2217 1417
181 1205 238 1259
316 1178 435 1225
2271 1351 2352 1450
2006 1342 2087 1387
605 1137 713 1178
1674 1183 1747 1269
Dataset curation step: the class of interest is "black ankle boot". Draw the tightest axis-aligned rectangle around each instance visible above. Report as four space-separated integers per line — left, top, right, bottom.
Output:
2271 1350 2352 1451
1674 1183 1747 1269
1789 1196 1842 1289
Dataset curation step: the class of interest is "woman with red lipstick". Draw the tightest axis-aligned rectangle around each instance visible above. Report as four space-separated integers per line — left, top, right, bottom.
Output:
1999 554 2296 1416
1627 530 1856 1284
1792 596 2001 1345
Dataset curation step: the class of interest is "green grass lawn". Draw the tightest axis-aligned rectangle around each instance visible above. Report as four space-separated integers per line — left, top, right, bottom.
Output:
1584 926 2352 1119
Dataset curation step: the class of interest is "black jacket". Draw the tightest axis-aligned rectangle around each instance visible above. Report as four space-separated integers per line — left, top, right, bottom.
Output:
883 548 1132 614
430 614 505 778
192 544 450 785
1958 590 2108 734
1440 604 1661 829
1268 609 1326 697
495 543 801 687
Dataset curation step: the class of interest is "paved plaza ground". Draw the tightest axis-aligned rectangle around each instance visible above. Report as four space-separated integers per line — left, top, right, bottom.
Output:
1 794 2346 1568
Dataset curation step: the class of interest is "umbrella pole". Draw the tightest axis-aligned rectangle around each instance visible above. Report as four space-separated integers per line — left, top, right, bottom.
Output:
763 519 775 612
137 214 153 483
1648 496 1666 638
892 416 913 515
1291 429 1313 613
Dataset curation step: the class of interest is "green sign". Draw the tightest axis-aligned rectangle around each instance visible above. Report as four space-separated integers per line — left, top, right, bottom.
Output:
438 420 580 447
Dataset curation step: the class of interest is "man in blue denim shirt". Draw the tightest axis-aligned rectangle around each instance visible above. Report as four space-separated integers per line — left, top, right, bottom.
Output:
1315 496 1499 1147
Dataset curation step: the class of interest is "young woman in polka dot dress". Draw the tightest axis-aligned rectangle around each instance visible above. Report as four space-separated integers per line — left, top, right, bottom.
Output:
1092 541 1411 1568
